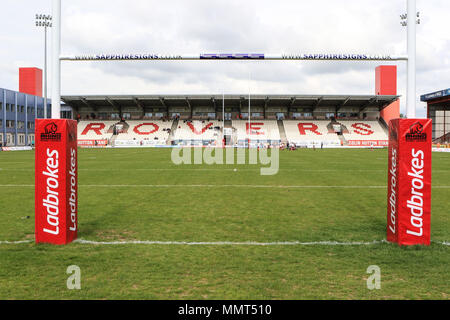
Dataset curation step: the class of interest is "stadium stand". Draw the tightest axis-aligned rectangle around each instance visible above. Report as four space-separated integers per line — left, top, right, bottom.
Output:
337 120 388 143
172 120 223 145
69 94 398 148
232 120 281 145
283 120 341 147
77 121 117 141
114 120 173 146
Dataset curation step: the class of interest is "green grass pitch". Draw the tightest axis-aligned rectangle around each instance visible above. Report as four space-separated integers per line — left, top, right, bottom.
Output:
0 148 448 299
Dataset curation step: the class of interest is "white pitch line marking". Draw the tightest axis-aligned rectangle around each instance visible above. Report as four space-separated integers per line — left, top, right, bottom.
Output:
73 239 389 246
1 184 450 189
1 239 449 246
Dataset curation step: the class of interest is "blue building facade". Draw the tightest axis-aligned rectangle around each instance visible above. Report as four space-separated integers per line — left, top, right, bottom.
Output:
0 87 50 147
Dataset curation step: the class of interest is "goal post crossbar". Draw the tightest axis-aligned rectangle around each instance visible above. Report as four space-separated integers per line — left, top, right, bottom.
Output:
59 54 408 61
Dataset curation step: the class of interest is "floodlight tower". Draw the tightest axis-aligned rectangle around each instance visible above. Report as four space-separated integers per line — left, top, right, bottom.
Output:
35 14 52 118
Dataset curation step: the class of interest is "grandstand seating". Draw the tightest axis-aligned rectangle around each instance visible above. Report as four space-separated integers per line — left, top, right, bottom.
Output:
77 119 388 147
337 120 388 141
283 121 341 146
115 120 173 145
173 120 223 144
77 121 117 141
232 120 280 142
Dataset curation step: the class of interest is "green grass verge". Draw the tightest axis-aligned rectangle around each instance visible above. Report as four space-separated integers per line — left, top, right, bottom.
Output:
0 148 448 299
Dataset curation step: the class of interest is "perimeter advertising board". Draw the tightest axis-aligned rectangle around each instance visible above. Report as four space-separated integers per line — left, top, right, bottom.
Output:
35 119 78 244
387 119 432 246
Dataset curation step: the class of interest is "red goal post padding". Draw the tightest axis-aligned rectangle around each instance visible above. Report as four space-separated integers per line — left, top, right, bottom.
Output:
35 119 78 245
387 118 432 246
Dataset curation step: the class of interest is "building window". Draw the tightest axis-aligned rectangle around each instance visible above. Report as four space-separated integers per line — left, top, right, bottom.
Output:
7 134 14 145
0 102 2 111
122 113 131 119
6 120 15 128
17 121 25 129
0 119 2 128
61 110 72 119
27 122 34 129
144 112 153 118
111 113 120 119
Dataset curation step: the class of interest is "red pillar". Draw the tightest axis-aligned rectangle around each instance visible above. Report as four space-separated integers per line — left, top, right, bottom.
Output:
376 66 400 123
19 67 43 97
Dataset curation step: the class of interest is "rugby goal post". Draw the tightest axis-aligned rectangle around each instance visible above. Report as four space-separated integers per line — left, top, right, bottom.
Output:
34 0 430 246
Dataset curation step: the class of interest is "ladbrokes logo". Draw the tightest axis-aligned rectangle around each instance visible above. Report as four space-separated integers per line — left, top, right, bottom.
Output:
41 122 62 142
406 121 427 142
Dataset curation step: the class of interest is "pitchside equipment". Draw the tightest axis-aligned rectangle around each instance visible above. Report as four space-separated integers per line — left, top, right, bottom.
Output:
387 119 432 246
35 119 77 244
39 0 426 245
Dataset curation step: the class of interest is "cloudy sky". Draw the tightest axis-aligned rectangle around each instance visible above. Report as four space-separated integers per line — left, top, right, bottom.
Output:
1 0 449 117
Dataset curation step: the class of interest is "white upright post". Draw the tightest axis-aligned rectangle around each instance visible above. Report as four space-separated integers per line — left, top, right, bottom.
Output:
248 92 251 148
248 72 251 147
222 92 225 144
51 0 61 119
44 26 47 118
406 0 416 119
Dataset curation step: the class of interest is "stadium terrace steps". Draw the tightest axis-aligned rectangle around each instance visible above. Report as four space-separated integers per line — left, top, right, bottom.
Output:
277 120 288 144
169 119 179 144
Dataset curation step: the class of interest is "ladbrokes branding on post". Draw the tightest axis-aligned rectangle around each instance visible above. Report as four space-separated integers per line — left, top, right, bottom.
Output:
387 119 432 246
35 119 78 245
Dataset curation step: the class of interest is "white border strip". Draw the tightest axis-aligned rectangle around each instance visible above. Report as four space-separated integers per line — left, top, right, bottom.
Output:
1 239 449 246
73 239 389 246
1 184 450 189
